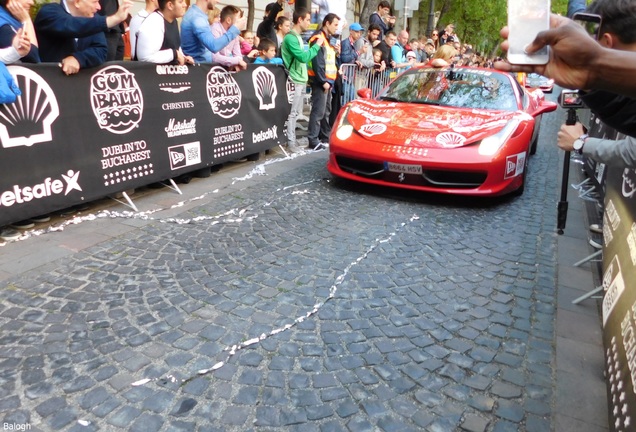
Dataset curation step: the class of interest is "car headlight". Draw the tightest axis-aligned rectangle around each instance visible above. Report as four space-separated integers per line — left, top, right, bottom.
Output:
336 125 353 140
335 107 354 141
478 119 520 156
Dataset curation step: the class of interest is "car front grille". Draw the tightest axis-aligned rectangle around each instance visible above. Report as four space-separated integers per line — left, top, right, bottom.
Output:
336 156 487 189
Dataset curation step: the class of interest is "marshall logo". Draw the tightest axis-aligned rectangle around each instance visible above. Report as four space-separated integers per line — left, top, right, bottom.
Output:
252 125 278 144
165 118 196 138
504 152 526 179
159 82 191 93
156 65 189 75
0 66 60 148
0 170 82 207
90 65 143 134
207 66 241 118
252 66 277 110
169 141 201 170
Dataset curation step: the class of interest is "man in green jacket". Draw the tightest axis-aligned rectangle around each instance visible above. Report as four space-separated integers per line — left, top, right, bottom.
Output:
281 7 323 152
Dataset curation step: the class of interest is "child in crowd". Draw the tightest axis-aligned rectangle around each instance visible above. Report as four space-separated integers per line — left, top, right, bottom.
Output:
253 38 282 65
372 48 385 71
240 29 259 57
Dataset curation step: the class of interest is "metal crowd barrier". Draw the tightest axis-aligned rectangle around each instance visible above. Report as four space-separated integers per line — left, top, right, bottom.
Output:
339 63 408 105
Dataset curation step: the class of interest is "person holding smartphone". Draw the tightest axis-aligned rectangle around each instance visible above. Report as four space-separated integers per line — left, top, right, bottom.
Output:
494 13 636 98
557 0 636 163
368 0 394 39
0 0 38 62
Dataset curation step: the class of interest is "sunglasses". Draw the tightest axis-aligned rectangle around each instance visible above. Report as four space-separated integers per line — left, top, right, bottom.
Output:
432 33 438 36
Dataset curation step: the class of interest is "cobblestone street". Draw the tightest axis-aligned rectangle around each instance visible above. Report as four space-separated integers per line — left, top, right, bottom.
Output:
0 100 608 431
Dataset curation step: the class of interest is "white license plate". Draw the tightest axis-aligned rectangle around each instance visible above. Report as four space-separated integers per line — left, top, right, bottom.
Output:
384 162 423 175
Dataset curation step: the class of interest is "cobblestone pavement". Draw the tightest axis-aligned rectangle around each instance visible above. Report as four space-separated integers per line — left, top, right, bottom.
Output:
0 107 579 431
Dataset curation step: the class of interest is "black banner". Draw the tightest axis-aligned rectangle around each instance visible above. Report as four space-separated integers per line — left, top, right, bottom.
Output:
0 62 292 226
600 136 636 431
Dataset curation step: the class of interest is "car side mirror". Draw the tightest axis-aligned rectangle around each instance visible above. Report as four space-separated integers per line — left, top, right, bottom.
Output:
357 88 372 99
533 100 558 116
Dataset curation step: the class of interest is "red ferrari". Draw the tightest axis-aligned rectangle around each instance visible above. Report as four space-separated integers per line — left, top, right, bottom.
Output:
327 67 557 196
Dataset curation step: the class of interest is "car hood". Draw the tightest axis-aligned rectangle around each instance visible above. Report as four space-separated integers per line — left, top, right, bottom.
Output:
344 99 526 148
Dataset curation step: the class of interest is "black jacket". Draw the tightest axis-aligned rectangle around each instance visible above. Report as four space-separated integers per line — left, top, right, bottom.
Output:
582 90 636 137
256 2 283 46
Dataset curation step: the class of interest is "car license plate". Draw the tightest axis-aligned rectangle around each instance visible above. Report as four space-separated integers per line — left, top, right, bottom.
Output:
384 162 422 175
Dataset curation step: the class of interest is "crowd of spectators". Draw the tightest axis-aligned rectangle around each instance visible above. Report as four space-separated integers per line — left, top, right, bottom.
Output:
0 0 518 240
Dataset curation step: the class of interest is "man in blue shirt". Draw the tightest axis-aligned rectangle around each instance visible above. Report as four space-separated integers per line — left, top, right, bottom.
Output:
390 29 411 69
181 0 246 63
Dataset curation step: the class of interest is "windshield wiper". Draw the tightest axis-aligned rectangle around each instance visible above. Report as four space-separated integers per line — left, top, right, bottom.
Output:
378 96 400 102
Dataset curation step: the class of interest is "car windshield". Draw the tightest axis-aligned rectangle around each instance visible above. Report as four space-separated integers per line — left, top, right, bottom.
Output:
377 68 518 111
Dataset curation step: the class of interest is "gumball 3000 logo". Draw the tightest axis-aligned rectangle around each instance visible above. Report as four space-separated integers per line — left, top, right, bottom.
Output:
206 66 241 118
90 65 143 134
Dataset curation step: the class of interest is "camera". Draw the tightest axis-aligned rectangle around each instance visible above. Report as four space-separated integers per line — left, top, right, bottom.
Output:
559 89 585 109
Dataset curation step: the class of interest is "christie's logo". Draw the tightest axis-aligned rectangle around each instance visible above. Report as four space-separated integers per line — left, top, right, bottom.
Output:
252 66 277 110
0 66 59 148
169 142 201 170
0 170 82 207
165 118 196 138
161 101 194 111
252 125 278 144
90 65 143 134
207 66 241 118
156 65 189 75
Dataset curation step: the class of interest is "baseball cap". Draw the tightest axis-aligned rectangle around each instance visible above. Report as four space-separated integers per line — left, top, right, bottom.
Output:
425 39 434 46
349 23 364 32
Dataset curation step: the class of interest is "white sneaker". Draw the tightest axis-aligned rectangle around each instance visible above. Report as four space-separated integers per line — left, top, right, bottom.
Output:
0 227 20 241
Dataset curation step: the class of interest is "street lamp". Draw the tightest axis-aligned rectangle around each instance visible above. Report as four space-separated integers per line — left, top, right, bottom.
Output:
426 0 435 37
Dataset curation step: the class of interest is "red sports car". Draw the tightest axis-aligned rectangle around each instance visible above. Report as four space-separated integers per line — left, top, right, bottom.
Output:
524 73 555 93
327 67 557 196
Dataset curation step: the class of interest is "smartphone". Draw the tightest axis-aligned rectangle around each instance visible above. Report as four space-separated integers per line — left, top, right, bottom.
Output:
572 12 602 40
507 0 550 65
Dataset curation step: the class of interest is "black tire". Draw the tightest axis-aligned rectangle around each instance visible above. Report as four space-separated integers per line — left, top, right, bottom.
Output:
246 152 260 161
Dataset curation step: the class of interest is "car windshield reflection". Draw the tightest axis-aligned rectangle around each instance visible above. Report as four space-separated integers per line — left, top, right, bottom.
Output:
377 68 518 111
